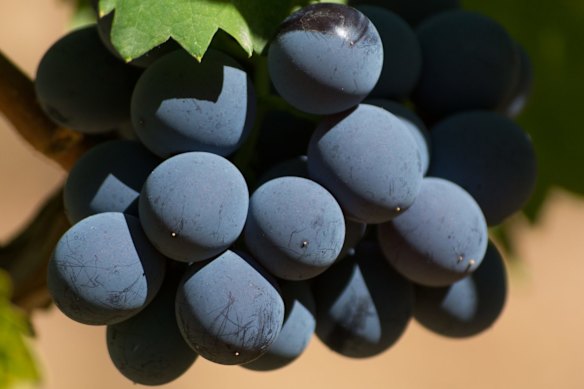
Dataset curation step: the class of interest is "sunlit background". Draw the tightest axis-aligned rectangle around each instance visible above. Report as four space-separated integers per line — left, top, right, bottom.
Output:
1 1 583 388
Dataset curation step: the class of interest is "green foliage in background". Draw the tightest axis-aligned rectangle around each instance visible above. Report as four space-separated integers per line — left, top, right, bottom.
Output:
463 0 584 221
0 270 40 388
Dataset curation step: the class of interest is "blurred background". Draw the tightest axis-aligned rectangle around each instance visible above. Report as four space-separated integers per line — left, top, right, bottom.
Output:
0 0 583 388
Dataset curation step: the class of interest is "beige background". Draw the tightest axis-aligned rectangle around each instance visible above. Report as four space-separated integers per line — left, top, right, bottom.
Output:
1 1 583 388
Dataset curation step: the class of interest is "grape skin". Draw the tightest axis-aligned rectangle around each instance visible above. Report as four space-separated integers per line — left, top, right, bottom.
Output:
365 98 431 174
106 263 197 385
175 251 285 365
308 104 423 224
34 26 139 134
47 213 167 325
377 177 488 287
268 3 383 115
242 280 316 371
139 152 249 263
64 140 161 224
428 111 537 225
413 10 519 119
314 240 414 358
414 241 507 337
131 49 255 158
244 176 345 281
356 6 422 100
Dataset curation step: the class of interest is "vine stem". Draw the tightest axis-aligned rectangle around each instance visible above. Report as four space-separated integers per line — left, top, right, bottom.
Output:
0 50 93 171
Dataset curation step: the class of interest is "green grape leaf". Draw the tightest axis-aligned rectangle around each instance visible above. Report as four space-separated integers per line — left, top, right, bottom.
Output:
98 0 347 62
0 270 40 388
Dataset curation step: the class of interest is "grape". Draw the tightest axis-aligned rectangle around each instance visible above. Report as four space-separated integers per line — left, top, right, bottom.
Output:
414 241 507 337
47 213 167 325
427 111 537 225
355 6 422 100
413 10 519 119
314 240 414 358
34 26 139 134
139 152 249 263
349 0 460 26
106 262 197 385
242 280 316 371
268 3 383 115
244 176 345 280
131 49 255 158
377 177 488 286
64 140 161 224
365 98 431 174
175 250 285 365
307 104 423 223
499 43 533 118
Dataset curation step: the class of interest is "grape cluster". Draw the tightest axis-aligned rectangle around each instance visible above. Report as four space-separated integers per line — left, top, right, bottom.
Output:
36 0 535 385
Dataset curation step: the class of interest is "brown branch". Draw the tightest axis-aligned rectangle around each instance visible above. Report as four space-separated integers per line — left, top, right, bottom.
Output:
0 190 69 313
0 50 95 170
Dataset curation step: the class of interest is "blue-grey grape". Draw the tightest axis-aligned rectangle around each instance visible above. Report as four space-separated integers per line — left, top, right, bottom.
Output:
242 280 316 371
268 3 383 115
356 6 422 100
365 98 431 174
314 240 414 358
139 152 249 262
131 49 255 158
244 176 345 280
378 177 488 286
414 241 507 337
413 10 518 119
47 212 166 325
35 26 139 134
106 262 197 385
255 158 365 262
427 111 537 225
350 0 460 26
307 104 423 223
175 250 284 365
64 140 161 224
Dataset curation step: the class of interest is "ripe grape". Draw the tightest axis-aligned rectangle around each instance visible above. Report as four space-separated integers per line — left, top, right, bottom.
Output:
268 3 383 114
314 240 414 358
377 177 488 286
175 250 285 365
47 213 166 325
35 26 139 134
413 10 518 119
308 104 423 223
244 176 345 280
139 152 249 262
414 241 507 337
131 49 255 158
428 111 537 225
